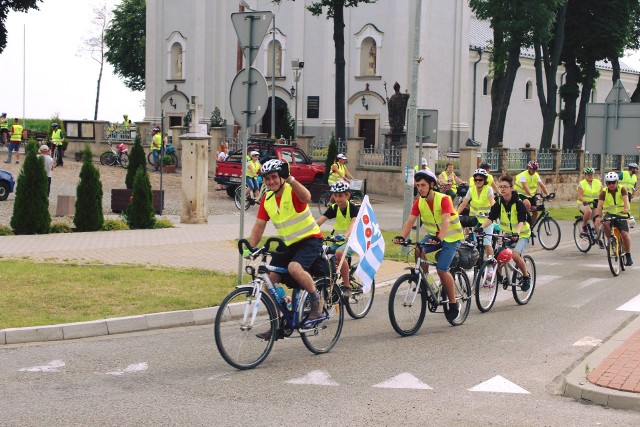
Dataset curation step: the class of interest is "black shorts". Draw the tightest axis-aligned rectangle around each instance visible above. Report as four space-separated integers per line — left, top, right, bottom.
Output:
518 194 536 207
270 236 323 271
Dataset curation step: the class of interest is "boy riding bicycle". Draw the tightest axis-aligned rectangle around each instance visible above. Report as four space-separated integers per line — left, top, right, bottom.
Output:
594 172 633 266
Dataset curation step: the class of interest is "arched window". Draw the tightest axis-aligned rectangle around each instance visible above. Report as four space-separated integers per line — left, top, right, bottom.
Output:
483 76 491 96
360 37 377 76
525 80 533 100
166 32 187 81
267 40 282 77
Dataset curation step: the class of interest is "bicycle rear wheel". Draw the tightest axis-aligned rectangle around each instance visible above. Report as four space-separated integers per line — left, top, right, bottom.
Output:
537 217 561 250
446 269 471 326
573 219 592 253
344 262 375 319
300 278 344 354
606 236 621 277
169 152 178 168
234 185 251 210
513 255 536 305
388 273 426 336
474 259 499 313
119 152 129 168
350 193 363 205
317 191 331 214
214 287 277 370
100 151 117 166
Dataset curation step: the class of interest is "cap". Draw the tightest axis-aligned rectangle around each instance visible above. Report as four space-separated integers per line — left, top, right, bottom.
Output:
337 153 347 160
39 145 49 152
421 158 428 165
250 150 260 157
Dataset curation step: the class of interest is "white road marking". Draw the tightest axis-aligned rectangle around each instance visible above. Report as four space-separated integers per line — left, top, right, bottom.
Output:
579 264 610 268
573 336 603 347
372 372 432 390
105 362 148 376
495 275 560 302
286 370 338 386
469 375 530 394
575 277 605 290
19 360 65 373
617 293 640 312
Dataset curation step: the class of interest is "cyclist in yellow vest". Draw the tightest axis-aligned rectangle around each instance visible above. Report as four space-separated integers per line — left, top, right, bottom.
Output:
394 170 465 323
150 127 162 171
577 167 602 243
123 114 131 128
245 150 262 200
438 162 464 200
619 163 638 200
316 181 360 297
457 168 496 260
514 160 549 226
246 159 325 321
468 162 499 193
5 118 22 164
594 172 633 266
477 174 532 291
0 113 9 146
49 122 65 166
328 153 354 184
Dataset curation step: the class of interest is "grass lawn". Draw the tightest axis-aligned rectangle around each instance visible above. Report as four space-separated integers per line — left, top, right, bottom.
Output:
0 260 238 329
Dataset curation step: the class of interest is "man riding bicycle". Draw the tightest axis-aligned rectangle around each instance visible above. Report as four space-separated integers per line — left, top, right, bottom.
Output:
393 170 464 323
514 160 550 226
577 167 603 246
316 181 360 298
458 168 496 261
245 159 325 320
477 175 532 291
594 172 633 266
619 163 638 201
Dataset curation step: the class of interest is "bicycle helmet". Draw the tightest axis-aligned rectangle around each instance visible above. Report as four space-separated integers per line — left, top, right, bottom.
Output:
330 181 350 193
583 167 595 174
260 159 284 176
495 247 513 264
51 122 59 127
472 168 489 178
628 162 638 169
152 127 160 132
605 171 619 182
527 160 539 170
250 150 260 157
337 153 347 160
414 169 438 184
479 162 491 169
421 158 428 166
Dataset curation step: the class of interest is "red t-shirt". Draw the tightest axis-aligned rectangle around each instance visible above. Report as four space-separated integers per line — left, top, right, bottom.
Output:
257 190 324 239
411 195 455 217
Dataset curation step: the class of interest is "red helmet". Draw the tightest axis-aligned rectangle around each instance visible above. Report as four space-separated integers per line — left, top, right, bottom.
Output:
495 248 513 264
527 160 539 170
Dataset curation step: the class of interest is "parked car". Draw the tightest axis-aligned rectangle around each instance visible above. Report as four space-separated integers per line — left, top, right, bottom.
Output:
215 138 325 198
0 169 15 201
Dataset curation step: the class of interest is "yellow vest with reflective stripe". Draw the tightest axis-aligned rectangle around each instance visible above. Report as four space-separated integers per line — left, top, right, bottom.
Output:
418 192 464 242
10 124 23 142
602 187 625 214
499 200 531 238
469 185 491 216
438 170 458 192
246 160 261 178
0 117 8 129
468 173 494 188
51 129 63 146
514 171 539 196
264 184 321 246
576 179 602 204
328 162 346 184
332 202 351 235
151 133 161 150
619 171 637 191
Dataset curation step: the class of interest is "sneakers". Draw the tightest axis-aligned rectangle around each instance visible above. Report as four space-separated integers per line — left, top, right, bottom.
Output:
580 226 589 238
444 301 460 322
307 298 324 321
625 253 633 266
255 331 272 340
483 266 495 288
521 275 531 292
340 285 352 298
597 239 605 249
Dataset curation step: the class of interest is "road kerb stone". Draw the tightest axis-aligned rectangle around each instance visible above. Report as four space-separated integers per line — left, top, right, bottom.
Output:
192 307 217 325
0 330 5 345
146 310 195 330
62 320 109 340
4 325 64 344
106 315 149 335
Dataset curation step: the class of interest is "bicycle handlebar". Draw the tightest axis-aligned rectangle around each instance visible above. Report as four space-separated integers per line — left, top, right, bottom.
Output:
237 237 287 258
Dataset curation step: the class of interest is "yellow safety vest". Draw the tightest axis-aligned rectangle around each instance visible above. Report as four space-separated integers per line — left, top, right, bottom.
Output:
576 179 602 204
124 119 131 128
418 192 464 242
414 165 432 172
332 202 352 236
328 162 346 184
498 200 531 238
468 185 491 216
51 129 63 146
0 117 8 129
264 184 321 246
514 171 539 196
246 160 261 178
619 171 637 192
10 124 23 142
151 133 161 150
602 187 625 215
439 171 458 192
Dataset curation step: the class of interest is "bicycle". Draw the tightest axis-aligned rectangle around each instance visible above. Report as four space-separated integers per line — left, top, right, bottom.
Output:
214 237 344 370
147 143 178 169
473 232 537 312
50 143 63 165
388 240 472 336
602 213 633 277
573 205 604 253
234 181 267 210
317 179 364 214
100 140 129 168
527 193 561 250
323 236 375 319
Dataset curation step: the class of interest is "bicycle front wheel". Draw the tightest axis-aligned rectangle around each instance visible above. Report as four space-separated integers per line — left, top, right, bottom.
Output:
345 263 375 319
100 151 116 166
214 287 278 370
317 191 331 214
475 259 499 313
513 255 536 305
446 269 471 326
573 219 592 253
537 217 561 250
388 273 426 336
607 237 621 277
300 278 344 354
234 185 251 211
119 152 129 168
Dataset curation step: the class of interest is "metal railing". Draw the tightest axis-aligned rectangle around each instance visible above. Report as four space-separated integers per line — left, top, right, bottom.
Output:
479 150 500 173
536 149 554 171
559 150 578 171
623 154 639 167
309 138 346 161
584 153 601 170
359 146 401 167
605 154 621 171
506 150 528 171
105 125 135 142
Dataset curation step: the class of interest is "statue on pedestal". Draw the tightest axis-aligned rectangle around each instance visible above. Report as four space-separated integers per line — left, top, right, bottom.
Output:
387 82 410 134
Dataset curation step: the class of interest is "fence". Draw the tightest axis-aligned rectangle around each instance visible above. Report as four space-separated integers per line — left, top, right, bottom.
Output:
359 146 402 167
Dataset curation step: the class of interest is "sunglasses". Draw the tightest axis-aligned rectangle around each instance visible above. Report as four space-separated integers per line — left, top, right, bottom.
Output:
474 178 485 182
606 181 618 185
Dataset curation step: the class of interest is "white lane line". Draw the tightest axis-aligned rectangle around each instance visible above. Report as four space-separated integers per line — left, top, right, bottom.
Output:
579 264 610 268
495 275 560 302
286 370 338 386
576 277 605 290
19 360 65 373
617 294 640 312
469 375 529 394
372 373 432 390
105 362 148 376
573 336 602 347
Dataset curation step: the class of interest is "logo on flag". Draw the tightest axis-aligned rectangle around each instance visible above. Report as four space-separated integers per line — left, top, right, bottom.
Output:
345 195 385 293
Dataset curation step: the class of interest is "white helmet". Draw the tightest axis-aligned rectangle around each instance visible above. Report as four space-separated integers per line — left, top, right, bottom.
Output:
260 159 284 176
472 168 488 178
250 150 260 157
421 158 428 165
605 171 619 182
336 153 347 160
330 181 350 193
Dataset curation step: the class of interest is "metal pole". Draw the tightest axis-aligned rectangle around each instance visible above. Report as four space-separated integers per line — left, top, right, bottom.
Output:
271 16 276 138
159 110 164 215
294 76 298 141
22 24 26 127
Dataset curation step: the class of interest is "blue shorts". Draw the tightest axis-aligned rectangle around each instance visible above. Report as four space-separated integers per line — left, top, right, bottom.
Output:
270 237 323 271
246 176 259 191
514 237 529 255
8 142 20 152
421 235 462 272
482 223 494 247
330 242 354 257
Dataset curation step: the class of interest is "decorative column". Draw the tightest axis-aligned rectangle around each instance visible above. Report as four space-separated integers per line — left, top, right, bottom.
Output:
179 133 211 224
459 146 478 181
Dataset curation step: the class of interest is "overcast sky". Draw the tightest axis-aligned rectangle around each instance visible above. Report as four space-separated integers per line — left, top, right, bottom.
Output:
0 0 145 124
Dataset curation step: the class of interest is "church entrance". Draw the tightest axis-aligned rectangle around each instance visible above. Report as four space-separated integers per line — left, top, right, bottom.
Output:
261 96 289 139
358 118 376 149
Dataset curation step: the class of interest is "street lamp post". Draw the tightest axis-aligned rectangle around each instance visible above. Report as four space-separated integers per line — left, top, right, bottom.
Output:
291 58 303 141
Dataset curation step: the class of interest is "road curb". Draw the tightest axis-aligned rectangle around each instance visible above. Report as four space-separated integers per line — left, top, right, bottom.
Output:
562 315 640 412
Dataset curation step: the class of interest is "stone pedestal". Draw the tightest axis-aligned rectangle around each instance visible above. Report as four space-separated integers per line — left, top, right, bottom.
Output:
180 133 211 224
56 195 76 217
384 132 407 149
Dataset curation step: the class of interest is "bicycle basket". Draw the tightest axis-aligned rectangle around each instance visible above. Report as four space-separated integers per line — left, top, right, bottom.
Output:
456 241 479 270
166 145 176 154
349 179 363 191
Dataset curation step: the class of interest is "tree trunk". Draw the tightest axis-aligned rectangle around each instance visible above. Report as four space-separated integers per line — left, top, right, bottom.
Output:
610 56 620 83
562 58 579 150
94 55 104 120
487 44 521 149
333 4 346 143
574 60 596 149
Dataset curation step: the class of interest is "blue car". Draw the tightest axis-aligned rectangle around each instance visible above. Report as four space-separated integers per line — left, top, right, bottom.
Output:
0 169 15 201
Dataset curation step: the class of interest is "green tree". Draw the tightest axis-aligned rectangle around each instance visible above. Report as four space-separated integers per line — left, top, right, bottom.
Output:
74 146 104 232
277 110 294 140
126 132 146 189
127 167 155 229
209 107 227 128
10 140 50 234
104 0 145 91
0 0 42 53
273 0 377 142
323 132 338 184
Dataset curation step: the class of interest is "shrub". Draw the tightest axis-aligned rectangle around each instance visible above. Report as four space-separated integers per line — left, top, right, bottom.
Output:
0 225 14 236
10 140 51 234
127 167 155 229
102 218 130 231
161 154 174 166
126 133 146 189
154 217 175 229
74 146 104 232
50 222 72 233
277 110 294 140
209 107 227 128
323 132 338 184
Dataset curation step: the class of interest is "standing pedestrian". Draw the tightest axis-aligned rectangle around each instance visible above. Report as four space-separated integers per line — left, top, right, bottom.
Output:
38 144 55 196
0 113 9 146
151 127 162 171
5 118 22 164
50 122 65 166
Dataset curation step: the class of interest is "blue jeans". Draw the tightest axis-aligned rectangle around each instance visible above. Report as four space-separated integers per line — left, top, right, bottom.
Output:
152 149 160 167
514 237 529 255
246 176 259 191
421 235 462 272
